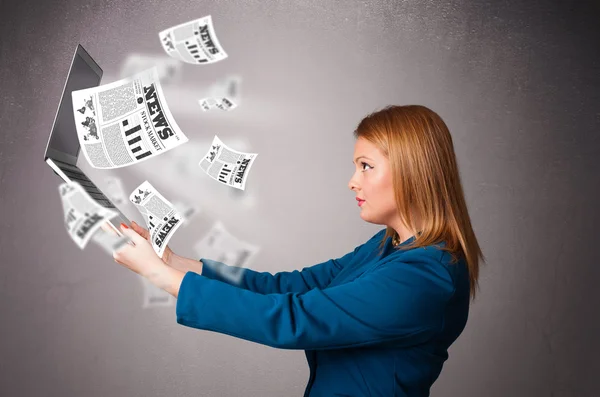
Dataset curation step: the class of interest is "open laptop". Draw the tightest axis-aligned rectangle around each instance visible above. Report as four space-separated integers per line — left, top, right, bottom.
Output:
44 44 129 233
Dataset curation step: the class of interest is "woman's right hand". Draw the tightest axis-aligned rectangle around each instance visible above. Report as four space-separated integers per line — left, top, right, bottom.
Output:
129 221 203 275
129 220 175 267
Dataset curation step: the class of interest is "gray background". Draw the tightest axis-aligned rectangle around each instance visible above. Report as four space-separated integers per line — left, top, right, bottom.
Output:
1 0 599 396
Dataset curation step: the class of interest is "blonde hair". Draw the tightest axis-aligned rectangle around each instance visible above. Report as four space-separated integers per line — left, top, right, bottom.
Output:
354 105 485 300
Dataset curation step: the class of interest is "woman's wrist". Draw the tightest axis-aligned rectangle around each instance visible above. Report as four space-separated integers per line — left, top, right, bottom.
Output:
163 248 175 267
168 253 203 275
143 260 185 298
167 252 186 272
164 248 185 272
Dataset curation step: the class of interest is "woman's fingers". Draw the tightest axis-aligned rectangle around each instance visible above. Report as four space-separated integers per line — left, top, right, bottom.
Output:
120 224 146 245
131 221 150 239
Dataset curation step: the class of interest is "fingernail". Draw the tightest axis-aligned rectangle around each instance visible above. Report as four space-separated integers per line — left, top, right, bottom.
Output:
120 223 129 229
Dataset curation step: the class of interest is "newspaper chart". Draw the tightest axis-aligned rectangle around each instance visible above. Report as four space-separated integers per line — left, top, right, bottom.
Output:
59 182 119 249
72 67 188 169
199 135 258 190
129 181 183 258
159 15 228 64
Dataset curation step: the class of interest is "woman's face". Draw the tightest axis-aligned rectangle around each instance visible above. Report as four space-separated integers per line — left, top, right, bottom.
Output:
348 137 399 226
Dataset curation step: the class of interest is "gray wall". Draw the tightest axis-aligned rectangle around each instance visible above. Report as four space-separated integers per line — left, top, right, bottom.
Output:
1 0 599 396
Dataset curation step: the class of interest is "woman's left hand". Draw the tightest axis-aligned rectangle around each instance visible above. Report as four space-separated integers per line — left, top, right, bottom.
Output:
103 223 185 297
112 224 165 278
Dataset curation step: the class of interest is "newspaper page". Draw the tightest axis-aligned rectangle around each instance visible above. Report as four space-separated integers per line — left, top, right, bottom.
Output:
59 182 119 249
159 15 228 64
72 67 188 169
140 277 175 308
199 135 258 190
198 97 237 111
193 221 260 285
129 181 183 258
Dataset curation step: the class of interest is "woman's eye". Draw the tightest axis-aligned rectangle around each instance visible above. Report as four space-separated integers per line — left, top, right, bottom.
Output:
361 162 373 171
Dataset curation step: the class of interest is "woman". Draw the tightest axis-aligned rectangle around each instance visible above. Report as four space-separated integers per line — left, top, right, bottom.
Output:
113 105 485 396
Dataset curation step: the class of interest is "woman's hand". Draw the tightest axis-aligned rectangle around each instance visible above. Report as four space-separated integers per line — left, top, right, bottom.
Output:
128 221 202 275
112 224 165 277
129 220 175 266
112 223 185 297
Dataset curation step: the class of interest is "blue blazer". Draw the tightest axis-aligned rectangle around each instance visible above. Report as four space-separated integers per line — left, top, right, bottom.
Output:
176 229 470 396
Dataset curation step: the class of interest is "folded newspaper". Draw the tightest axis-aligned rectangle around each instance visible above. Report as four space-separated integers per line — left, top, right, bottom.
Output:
129 181 184 258
59 182 119 249
71 67 188 169
199 135 258 190
159 15 228 64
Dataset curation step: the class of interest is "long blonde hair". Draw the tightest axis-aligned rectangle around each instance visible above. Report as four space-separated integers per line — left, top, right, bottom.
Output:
354 105 485 300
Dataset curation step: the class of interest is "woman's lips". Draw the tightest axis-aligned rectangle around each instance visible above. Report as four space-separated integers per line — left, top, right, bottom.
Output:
357 199 365 207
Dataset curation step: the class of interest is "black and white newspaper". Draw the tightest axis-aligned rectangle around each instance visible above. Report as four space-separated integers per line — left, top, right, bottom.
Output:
72 67 188 169
59 182 119 249
199 135 258 190
129 181 183 258
159 15 228 64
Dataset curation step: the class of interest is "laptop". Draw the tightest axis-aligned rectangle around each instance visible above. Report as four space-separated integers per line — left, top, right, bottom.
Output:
44 44 130 234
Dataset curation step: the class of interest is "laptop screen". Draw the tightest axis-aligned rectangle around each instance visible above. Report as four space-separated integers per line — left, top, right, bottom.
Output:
47 50 102 159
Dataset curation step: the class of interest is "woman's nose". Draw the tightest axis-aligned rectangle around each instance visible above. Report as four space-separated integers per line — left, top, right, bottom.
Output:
348 174 359 191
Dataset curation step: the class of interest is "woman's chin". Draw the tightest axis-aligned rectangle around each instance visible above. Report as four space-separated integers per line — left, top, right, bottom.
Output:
359 211 385 226
359 211 371 222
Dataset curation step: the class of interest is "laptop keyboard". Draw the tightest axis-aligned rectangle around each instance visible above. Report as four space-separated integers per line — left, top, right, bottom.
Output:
53 160 116 209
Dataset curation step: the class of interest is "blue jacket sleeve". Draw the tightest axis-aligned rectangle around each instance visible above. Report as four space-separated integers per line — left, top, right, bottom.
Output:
199 230 386 294
175 256 455 350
